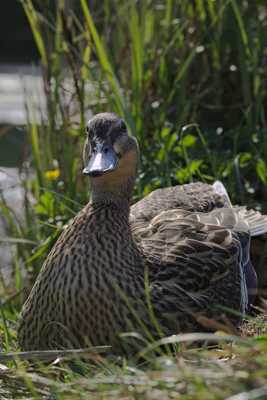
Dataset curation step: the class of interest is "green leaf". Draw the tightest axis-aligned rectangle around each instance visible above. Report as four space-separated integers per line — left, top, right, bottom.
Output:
180 134 197 148
239 152 252 167
256 159 267 184
35 192 55 218
189 160 203 174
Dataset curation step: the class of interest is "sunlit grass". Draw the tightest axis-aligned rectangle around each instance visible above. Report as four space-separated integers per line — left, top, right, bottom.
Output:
0 324 267 399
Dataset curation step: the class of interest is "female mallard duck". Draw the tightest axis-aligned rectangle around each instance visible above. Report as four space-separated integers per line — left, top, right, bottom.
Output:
18 113 267 351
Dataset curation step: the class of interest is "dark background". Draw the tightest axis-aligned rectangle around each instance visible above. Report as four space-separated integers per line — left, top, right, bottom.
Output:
0 1 38 63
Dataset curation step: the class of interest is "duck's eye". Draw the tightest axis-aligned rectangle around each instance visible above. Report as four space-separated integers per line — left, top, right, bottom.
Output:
90 142 96 154
103 146 109 154
118 119 127 131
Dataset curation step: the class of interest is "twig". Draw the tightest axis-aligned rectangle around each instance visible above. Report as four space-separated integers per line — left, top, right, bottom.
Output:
0 346 111 362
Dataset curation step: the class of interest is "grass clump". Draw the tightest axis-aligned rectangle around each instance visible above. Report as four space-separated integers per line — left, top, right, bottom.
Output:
0 328 267 399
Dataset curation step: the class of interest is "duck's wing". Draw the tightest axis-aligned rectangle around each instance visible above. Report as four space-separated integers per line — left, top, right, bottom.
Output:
130 182 228 223
132 204 267 318
232 206 267 237
132 207 254 323
132 208 242 292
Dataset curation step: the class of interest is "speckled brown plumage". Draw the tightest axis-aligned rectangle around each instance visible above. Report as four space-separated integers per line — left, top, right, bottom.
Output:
17 113 267 351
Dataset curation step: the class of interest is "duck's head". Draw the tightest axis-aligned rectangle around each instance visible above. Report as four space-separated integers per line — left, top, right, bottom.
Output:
83 112 139 205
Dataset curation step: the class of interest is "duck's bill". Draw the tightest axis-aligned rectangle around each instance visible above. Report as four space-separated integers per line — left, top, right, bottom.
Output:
83 146 118 177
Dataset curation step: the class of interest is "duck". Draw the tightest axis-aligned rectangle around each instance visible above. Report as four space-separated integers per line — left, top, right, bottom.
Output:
18 112 267 351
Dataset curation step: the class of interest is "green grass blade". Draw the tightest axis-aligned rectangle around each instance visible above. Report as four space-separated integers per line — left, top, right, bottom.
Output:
22 0 48 67
80 0 124 116
230 0 250 58
29 121 43 190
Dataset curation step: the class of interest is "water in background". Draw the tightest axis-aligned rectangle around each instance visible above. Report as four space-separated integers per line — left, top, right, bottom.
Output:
0 64 43 167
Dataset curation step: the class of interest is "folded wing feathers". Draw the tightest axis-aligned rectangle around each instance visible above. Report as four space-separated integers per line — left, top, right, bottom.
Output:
213 180 267 237
131 181 266 301
130 181 266 318
233 206 267 237
131 209 240 292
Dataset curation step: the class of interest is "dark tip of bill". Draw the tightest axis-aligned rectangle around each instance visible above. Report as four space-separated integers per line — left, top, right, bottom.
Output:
89 170 104 177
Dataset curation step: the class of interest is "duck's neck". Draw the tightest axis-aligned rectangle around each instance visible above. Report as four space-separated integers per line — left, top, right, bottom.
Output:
90 175 135 214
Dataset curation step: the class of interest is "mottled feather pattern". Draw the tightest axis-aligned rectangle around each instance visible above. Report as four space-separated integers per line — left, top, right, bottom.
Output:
18 203 147 349
130 183 226 223
132 208 240 297
19 184 245 350
17 114 267 351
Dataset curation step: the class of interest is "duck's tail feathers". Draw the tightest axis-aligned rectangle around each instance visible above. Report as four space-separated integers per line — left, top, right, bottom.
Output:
213 180 267 237
212 180 232 207
234 206 267 237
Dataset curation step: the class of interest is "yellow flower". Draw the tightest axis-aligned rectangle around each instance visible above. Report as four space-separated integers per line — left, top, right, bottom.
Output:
44 169 60 180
